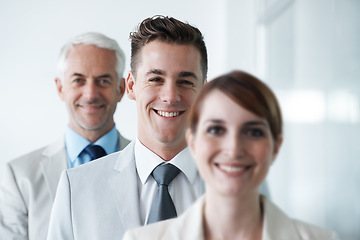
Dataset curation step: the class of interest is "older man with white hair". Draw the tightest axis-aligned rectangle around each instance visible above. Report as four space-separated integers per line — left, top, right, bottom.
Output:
0 32 130 240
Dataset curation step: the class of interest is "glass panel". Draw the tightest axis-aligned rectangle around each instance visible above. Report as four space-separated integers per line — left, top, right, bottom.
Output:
260 0 360 239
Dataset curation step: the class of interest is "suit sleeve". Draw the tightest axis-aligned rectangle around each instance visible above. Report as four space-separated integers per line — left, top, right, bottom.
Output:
47 170 74 240
0 162 28 240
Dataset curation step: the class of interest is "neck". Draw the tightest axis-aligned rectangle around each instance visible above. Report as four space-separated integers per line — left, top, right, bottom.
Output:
138 137 187 161
203 190 263 240
70 123 114 143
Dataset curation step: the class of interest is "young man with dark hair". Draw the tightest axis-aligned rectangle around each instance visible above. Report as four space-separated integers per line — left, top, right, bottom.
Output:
47 16 208 240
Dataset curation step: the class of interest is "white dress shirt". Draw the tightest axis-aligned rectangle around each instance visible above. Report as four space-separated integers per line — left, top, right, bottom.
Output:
134 139 204 225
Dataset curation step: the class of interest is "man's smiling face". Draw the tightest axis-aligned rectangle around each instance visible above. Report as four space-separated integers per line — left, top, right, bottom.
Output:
56 44 123 140
127 40 203 158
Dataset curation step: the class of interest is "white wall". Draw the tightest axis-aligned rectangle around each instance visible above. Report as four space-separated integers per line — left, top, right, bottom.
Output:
0 0 231 162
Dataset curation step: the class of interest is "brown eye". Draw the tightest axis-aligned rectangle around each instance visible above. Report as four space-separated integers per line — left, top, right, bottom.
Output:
149 77 162 82
244 128 265 137
178 80 195 87
207 125 225 136
73 78 84 84
98 79 111 86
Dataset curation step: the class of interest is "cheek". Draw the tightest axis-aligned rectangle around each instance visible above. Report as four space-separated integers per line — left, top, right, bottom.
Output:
65 89 81 102
193 135 218 163
251 142 274 164
193 144 212 179
196 159 210 183
63 93 76 105
183 91 199 106
136 88 156 105
106 89 120 102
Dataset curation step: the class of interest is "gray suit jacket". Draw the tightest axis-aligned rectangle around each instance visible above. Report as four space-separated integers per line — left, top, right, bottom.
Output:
123 195 339 240
47 141 205 240
0 133 130 240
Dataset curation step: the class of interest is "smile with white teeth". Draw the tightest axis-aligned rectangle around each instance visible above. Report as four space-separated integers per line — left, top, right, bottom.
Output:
218 165 245 173
156 110 180 118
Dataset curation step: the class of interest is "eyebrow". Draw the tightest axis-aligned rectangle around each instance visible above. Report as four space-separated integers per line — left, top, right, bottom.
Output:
178 71 198 81
72 73 113 80
204 119 224 124
244 121 269 128
96 74 113 79
145 69 198 81
204 119 269 127
72 73 84 77
146 69 165 76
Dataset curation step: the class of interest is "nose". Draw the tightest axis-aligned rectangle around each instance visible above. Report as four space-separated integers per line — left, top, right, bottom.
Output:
224 134 245 159
160 81 180 104
83 81 99 100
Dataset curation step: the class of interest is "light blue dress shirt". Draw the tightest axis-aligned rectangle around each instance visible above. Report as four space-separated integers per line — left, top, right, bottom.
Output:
65 125 119 168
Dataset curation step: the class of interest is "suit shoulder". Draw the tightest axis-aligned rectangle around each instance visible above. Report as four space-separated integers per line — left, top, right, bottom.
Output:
66 151 122 177
7 138 64 170
118 133 131 149
293 219 339 239
5 145 51 178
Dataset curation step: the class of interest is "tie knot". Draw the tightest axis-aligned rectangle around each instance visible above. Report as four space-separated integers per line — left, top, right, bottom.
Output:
152 164 180 187
85 144 107 161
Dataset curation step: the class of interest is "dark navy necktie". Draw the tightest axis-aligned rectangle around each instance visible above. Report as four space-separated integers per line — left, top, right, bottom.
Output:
84 144 107 161
147 163 181 224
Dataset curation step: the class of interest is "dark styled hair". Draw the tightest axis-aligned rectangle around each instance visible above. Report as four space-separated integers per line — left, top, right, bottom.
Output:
129 15 208 81
189 70 283 142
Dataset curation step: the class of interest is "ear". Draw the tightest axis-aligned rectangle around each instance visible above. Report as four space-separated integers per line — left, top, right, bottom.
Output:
271 135 283 164
117 77 125 102
55 78 65 101
126 71 136 100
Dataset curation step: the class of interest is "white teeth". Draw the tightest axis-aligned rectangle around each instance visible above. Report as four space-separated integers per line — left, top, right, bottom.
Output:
219 165 245 173
157 111 180 118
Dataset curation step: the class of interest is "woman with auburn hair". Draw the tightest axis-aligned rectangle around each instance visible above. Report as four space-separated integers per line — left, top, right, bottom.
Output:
123 70 338 240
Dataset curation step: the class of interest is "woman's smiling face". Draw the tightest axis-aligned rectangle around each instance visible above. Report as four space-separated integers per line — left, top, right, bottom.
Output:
187 89 281 197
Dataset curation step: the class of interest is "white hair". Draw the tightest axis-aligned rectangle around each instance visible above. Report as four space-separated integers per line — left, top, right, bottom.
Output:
57 32 125 83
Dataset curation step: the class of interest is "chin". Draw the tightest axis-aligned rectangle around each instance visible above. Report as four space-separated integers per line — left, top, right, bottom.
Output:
79 121 107 131
222 188 243 197
218 182 252 197
155 130 180 143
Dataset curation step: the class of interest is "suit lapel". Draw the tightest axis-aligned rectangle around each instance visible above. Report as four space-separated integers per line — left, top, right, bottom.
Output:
262 196 302 240
181 196 205 239
39 132 129 202
109 141 142 230
39 137 67 201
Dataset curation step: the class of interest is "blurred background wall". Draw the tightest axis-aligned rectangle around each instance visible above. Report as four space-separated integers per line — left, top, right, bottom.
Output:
0 0 359 239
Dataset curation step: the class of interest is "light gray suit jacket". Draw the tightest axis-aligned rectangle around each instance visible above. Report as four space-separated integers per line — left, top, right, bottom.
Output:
0 133 130 240
123 195 339 240
47 141 205 240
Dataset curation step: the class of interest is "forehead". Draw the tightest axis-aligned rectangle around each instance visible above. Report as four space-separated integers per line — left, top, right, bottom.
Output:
65 44 117 75
137 40 202 79
199 90 264 123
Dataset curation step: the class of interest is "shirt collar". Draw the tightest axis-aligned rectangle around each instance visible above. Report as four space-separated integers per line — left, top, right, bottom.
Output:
135 138 197 185
65 125 119 164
